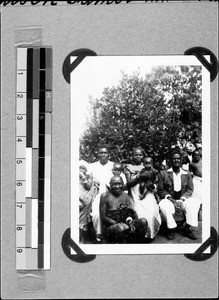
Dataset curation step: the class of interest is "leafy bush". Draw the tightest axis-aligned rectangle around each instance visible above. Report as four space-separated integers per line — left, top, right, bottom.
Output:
80 66 202 167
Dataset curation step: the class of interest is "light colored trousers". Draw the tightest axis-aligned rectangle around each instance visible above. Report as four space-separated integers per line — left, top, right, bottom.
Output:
159 197 201 229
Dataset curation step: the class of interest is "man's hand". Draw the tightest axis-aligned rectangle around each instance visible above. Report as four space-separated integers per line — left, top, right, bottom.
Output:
175 200 183 212
167 197 181 212
126 217 136 233
129 221 136 233
167 196 176 204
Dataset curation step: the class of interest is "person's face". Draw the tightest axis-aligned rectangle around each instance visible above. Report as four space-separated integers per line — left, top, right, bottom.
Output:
193 151 200 162
198 147 202 157
143 158 152 170
171 153 182 168
132 149 143 165
112 164 122 175
83 174 93 190
98 147 109 165
110 177 123 195
79 165 87 174
187 150 192 156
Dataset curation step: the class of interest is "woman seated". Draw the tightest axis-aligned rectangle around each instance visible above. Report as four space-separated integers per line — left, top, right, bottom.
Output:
124 147 161 240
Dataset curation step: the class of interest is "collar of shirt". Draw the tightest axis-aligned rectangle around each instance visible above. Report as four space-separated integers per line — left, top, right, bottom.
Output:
167 168 187 192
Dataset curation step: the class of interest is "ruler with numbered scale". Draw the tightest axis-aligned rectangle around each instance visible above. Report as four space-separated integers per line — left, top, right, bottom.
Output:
16 47 52 270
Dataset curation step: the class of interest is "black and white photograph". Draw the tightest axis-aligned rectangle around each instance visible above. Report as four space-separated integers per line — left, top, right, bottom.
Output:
1 2 218 299
71 55 210 254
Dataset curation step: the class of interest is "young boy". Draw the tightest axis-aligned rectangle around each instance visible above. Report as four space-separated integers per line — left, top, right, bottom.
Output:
108 162 127 191
138 157 158 200
79 163 99 243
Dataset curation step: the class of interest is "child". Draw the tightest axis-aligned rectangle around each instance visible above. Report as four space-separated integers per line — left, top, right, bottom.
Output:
79 162 99 243
138 157 158 200
107 162 127 191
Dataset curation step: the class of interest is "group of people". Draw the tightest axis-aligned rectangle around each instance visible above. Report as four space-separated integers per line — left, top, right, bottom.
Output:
79 143 202 244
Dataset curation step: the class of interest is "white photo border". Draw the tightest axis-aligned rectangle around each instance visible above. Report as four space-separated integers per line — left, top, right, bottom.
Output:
71 55 210 255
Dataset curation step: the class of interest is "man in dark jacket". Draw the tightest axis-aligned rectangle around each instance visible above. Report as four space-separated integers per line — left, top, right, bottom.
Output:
158 149 201 240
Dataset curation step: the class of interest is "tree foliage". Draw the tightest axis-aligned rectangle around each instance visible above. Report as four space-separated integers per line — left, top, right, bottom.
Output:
80 65 202 166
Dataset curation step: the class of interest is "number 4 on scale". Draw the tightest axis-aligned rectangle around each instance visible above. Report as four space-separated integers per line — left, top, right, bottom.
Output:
17 137 26 158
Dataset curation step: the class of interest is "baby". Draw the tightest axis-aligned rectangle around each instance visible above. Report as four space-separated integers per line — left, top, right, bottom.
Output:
138 157 158 200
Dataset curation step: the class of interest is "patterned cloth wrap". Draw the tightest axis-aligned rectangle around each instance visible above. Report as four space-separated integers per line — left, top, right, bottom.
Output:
105 204 137 242
107 204 136 224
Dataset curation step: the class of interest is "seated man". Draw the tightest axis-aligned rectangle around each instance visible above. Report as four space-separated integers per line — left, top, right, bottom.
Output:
100 175 148 243
158 149 201 240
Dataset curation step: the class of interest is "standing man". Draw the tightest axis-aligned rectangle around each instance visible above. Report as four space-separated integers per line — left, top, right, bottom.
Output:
100 175 148 243
189 149 202 220
182 143 195 171
89 144 114 241
158 149 201 240
189 149 202 197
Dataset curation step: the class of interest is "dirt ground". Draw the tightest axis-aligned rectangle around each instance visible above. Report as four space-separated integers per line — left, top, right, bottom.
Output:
96 221 202 245
85 211 203 245
152 221 202 244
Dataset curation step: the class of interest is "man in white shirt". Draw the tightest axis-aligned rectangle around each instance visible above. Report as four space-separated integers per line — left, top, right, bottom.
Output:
158 149 201 240
89 145 114 241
